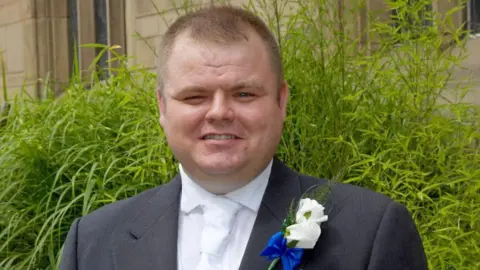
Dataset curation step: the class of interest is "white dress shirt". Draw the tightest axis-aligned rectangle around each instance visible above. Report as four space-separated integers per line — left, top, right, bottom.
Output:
177 160 273 270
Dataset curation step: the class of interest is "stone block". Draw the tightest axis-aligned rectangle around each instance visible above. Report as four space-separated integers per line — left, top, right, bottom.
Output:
135 0 159 17
0 9 5 26
0 26 6 52
125 0 136 59
0 3 20 25
34 0 50 19
76 0 96 71
367 0 391 23
35 18 52 78
109 0 126 56
6 22 24 73
157 9 183 35
0 0 33 23
19 0 35 20
52 17 70 82
0 0 16 7
51 0 68 18
435 0 464 38
135 36 159 68
23 19 38 80
2 82 38 101
136 14 161 38
135 0 188 17
6 72 26 87
342 0 365 39
33 0 67 19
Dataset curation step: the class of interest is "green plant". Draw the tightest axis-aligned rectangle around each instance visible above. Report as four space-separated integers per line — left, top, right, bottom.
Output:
0 0 479 269
0 46 177 269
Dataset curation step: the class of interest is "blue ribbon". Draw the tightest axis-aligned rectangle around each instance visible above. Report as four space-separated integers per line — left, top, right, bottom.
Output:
260 232 304 270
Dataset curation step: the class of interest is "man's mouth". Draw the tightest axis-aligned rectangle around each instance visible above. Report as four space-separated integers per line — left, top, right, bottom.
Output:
202 134 239 140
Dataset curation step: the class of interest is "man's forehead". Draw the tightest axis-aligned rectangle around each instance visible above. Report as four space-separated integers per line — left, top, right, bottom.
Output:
166 74 263 93
171 39 250 64
167 43 263 79
170 29 266 57
163 31 273 92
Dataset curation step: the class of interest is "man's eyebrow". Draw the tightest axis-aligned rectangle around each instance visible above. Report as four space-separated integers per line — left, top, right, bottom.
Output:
175 82 265 94
229 81 264 91
176 86 209 94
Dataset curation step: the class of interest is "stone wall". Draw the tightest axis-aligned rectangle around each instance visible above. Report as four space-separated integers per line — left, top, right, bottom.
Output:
0 0 73 103
0 0 39 103
0 0 478 104
0 0 126 103
448 37 480 104
124 0 470 68
125 0 253 71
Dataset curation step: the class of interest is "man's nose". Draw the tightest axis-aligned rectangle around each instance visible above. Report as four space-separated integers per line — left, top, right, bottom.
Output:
205 93 234 122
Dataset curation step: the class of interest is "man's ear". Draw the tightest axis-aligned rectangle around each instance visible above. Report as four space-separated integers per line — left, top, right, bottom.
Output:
156 89 166 127
279 80 289 119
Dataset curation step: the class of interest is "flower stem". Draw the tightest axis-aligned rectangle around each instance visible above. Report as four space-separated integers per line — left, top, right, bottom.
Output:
268 258 280 270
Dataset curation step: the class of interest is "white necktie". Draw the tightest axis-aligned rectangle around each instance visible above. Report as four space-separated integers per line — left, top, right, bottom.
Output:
196 196 241 270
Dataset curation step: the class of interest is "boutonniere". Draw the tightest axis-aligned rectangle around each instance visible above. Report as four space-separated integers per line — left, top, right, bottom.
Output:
260 185 332 270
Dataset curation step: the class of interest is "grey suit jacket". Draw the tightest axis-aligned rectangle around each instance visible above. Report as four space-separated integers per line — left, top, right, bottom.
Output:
60 158 428 270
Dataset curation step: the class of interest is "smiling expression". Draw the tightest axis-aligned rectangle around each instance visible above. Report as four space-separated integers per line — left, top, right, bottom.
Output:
157 29 288 193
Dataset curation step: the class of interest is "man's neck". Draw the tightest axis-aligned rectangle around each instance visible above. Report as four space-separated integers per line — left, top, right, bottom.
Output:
180 159 273 195
192 178 248 195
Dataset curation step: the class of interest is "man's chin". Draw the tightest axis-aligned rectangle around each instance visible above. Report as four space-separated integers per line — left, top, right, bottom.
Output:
196 160 244 176
199 165 240 175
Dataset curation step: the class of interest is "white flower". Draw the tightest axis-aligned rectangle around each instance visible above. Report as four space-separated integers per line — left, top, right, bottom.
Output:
285 221 321 249
295 198 329 224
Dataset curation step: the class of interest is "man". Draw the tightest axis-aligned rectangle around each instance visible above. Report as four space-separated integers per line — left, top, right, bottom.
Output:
60 5 428 270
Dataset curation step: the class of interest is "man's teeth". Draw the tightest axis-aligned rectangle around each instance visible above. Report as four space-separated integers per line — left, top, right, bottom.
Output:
204 134 236 140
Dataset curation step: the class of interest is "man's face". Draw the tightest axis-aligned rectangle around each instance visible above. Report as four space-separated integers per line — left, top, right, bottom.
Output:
157 31 288 185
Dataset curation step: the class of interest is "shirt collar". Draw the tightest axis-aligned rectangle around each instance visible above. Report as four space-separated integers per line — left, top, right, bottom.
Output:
179 165 214 213
179 159 273 214
225 159 272 211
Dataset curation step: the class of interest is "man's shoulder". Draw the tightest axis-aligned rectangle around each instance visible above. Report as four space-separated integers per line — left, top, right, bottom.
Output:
293 173 426 268
296 174 412 248
297 174 395 215
75 185 164 235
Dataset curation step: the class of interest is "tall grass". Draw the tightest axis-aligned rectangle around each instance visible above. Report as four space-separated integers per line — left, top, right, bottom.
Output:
1 0 479 269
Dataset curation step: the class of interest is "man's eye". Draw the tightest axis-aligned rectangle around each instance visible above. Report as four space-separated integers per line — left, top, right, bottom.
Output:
237 92 254 98
182 96 206 104
185 96 203 100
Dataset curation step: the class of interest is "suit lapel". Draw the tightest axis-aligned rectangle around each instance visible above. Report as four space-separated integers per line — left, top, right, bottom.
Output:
111 175 181 270
239 157 303 270
110 158 310 270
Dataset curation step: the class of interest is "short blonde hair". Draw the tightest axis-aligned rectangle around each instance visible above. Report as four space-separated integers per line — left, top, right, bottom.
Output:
156 5 283 93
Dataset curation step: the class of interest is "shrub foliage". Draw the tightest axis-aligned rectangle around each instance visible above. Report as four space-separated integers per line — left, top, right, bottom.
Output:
0 0 479 269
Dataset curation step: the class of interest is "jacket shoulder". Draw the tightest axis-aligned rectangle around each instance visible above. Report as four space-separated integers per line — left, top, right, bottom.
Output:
296 174 412 267
75 185 163 239
298 174 394 210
